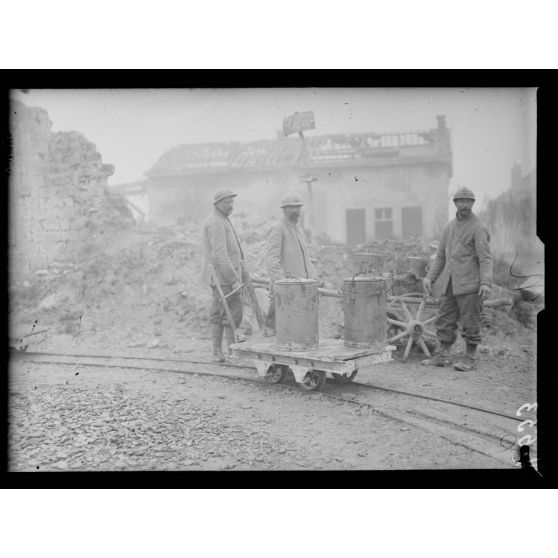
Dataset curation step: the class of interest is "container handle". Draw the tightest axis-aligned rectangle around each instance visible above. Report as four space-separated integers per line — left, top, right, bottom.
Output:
284 271 303 282
351 270 368 281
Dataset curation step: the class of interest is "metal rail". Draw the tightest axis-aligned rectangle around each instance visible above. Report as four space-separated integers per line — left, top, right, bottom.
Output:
14 350 522 421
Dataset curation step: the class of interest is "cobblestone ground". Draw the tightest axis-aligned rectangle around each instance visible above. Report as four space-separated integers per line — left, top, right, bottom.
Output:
8 360 493 471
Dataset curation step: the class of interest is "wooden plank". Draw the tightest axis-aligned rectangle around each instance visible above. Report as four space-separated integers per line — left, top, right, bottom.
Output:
232 338 389 361
231 338 395 367
345 350 394 371
235 348 393 373
230 349 355 373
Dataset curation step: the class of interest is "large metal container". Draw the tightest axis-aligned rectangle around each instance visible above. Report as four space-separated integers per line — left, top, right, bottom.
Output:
343 276 387 348
274 277 319 351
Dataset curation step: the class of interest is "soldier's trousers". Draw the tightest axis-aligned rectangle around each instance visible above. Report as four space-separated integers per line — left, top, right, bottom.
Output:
435 279 482 346
209 285 243 328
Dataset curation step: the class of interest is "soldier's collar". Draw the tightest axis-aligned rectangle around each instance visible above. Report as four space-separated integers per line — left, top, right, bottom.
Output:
282 216 299 228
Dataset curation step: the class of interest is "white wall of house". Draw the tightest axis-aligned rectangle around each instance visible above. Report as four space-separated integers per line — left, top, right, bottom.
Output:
311 163 450 243
144 161 450 242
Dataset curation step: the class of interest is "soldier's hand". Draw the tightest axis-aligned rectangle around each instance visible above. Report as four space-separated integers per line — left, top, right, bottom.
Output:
478 284 491 301
423 278 433 295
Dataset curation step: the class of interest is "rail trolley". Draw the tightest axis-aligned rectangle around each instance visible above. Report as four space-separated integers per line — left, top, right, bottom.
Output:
230 338 396 391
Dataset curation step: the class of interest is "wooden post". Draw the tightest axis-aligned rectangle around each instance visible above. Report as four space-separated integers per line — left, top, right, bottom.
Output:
298 131 315 243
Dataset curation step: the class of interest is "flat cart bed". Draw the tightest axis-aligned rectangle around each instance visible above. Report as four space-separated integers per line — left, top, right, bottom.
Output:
231 338 396 390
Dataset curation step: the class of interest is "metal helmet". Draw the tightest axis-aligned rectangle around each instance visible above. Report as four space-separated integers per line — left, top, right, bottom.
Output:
213 188 237 205
280 192 304 208
453 187 476 201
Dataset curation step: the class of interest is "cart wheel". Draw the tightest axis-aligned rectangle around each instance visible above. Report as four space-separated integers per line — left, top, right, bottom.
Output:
386 311 405 345
386 293 439 362
264 364 286 384
300 369 327 391
331 370 358 383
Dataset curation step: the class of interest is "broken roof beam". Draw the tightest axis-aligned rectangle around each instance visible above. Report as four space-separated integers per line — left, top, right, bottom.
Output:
144 122 450 177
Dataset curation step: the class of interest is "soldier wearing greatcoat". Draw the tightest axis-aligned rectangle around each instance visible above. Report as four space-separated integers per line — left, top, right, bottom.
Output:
264 192 318 332
202 188 245 362
423 187 493 371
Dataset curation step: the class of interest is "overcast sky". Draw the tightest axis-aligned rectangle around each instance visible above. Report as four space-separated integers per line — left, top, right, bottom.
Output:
12 87 536 208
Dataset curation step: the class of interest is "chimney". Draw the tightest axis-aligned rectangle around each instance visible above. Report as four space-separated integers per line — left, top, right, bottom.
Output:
436 115 447 129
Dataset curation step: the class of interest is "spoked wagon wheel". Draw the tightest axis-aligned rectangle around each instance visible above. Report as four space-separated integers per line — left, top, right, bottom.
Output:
300 369 327 391
386 311 405 343
264 364 287 384
331 370 358 383
386 292 439 362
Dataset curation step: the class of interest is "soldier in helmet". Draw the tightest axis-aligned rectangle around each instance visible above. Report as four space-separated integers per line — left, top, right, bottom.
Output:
264 192 318 332
422 187 493 370
202 188 245 362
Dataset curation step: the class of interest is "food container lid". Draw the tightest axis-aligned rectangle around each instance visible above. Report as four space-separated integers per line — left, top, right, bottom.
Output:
343 275 386 282
274 277 318 285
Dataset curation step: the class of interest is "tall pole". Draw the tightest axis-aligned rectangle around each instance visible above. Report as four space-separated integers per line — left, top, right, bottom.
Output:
298 131 315 242
282 111 317 243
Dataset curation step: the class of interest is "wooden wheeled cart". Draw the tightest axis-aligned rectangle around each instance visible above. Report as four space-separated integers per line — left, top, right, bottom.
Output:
230 338 396 391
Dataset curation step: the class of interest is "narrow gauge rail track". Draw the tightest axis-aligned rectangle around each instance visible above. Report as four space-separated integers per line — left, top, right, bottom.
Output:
13 350 524 467
14 350 522 421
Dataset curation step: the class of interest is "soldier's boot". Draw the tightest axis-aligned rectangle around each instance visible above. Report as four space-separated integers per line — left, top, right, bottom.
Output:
223 326 236 358
211 324 225 363
422 343 453 366
454 343 478 371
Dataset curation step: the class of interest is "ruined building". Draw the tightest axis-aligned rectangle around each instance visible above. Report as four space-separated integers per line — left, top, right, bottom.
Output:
116 115 452 244
480 164 541 280
9 99 133 279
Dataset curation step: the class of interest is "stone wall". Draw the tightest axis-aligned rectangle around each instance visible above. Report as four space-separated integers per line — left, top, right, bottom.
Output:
9 100 131 280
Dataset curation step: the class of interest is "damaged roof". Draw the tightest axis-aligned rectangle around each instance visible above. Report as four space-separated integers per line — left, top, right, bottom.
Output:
145 123 452 178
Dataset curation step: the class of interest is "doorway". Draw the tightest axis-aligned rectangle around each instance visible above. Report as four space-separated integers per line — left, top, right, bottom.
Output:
346 209 366 245
374 207 393 239
402 206 423 237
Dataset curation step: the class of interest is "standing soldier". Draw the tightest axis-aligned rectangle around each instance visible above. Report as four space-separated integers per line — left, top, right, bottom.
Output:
264 192 318 332
423 187 493 371
202 188 245 362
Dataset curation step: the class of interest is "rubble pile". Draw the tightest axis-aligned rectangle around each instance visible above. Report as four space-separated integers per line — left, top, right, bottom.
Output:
10 224 205 346
233 212 272 281
8 215 292 346
358 237 432 271
312 238 432 287
10 216 537 353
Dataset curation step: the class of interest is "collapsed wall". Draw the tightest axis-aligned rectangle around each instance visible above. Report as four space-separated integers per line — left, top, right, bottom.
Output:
9 99 133 280
480 166 542 290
